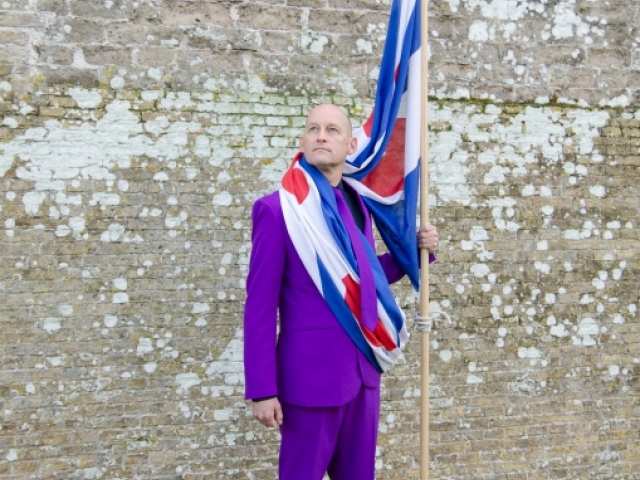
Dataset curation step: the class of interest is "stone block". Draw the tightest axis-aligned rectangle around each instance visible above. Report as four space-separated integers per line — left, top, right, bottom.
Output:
565 68 600 89
588 48 631 69
176 49 246 75
0 62 14 77
307 9 387 34
82 46 133 67
0 28 29 46
134 46 178 69
0 45 31 65
37 46 75 66
289 0 327 6
160 1 233 27
37 0 71 15
62 18 107 44
106 24 147 46
186 27 261 52
0 11 42 28
600 70 640 90
69 0 138 20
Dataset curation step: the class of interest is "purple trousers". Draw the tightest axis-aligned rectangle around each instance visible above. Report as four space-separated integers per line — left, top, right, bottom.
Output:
279 385 381 480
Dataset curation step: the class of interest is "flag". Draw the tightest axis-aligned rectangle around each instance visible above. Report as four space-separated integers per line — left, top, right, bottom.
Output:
343 0 422 290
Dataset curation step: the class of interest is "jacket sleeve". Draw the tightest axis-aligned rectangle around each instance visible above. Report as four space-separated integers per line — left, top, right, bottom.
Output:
377 252 406 284
377 251 437 285
243 197 286 400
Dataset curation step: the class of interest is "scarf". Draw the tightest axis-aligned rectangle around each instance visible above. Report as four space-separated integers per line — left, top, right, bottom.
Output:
279 153 409 373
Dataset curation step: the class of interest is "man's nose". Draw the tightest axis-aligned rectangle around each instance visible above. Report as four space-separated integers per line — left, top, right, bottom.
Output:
316 128 328 142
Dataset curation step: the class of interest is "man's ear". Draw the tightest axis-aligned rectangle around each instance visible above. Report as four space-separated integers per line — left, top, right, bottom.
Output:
348 136 357 155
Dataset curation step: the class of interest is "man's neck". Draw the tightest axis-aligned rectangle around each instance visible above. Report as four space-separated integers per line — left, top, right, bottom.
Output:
317 165 344 186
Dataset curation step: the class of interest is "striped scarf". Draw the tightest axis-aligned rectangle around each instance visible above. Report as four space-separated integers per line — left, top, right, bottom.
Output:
280 153 408 373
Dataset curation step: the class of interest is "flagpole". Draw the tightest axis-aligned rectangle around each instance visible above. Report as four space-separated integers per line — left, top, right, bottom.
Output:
419 0 430 479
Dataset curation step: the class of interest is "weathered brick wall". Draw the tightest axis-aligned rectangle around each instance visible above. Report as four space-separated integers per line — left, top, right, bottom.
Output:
1 1 638 479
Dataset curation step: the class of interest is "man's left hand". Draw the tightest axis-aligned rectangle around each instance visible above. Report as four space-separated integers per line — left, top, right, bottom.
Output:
418 224 439 251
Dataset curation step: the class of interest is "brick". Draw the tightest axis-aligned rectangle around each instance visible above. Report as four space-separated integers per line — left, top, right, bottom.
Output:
62 18 107 44
600 70 640 90
37 46 75 66
187 27 261 52
307 9 388 34
0 11 42 28
37 0 71 15
0 28 29 46
588 48 631 69
134 46 178 68
105 24 147 46
82 46 133 66
160 1 233 27
69 0 137 20
0 62 13 77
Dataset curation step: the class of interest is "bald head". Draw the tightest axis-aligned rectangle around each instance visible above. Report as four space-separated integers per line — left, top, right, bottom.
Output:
299 103 357 186
306 104 352 137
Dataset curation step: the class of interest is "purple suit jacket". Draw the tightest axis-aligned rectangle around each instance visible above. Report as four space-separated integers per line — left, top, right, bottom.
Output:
243 191 405 407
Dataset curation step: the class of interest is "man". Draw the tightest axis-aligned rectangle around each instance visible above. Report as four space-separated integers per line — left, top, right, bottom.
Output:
243 104 438 480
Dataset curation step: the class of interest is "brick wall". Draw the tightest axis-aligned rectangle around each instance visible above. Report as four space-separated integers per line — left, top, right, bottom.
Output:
0 1 638 479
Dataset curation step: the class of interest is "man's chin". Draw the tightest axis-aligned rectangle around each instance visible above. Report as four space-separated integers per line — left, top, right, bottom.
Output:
307 156 333 166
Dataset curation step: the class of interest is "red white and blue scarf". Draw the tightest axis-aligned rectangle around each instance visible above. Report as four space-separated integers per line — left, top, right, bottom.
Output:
280 154 409 373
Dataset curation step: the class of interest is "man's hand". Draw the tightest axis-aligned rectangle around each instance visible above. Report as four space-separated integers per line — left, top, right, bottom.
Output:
252 398 283 428
418 224 439 251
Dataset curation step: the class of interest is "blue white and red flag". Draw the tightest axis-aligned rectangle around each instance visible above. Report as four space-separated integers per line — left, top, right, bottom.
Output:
278 0 423 372
344 0 422 289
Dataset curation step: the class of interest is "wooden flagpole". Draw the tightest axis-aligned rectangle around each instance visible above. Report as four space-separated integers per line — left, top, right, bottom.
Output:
419 0 430 479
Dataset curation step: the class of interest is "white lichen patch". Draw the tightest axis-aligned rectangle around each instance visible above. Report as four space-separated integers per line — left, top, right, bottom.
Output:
103 315 118 328
518 346 541 359
69 88 103 109
112 292 129 304
144 362 157 373
100 223 143 243
43 317 61 333
137 338 154 356
0 98 200 235
451 0 600 45
466 374 483 384
429 104 609 236
204 329 245 397
573 317 599 346
439 350 453 362
176 372 202 394
298 33 329 55
212 192 233 207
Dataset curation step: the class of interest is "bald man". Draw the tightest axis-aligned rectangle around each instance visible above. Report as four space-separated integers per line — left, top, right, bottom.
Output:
243 104 438 480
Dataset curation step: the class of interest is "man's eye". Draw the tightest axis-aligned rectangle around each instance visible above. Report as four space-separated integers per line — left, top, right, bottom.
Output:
309 126 318 132
329 127 338 132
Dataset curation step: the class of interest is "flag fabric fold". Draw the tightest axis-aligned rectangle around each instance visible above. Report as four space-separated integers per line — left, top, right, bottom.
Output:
344 0 422 290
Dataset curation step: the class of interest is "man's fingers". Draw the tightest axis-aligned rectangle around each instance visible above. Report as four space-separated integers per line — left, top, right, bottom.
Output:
418 224 439 250
258 410 274 427
252 398 283 428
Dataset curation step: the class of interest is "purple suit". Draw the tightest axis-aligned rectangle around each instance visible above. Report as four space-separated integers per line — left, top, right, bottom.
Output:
244 191 405 405
243 190 405 480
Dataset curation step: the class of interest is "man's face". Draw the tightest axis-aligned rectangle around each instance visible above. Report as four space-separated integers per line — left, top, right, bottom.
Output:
299 104 357 172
